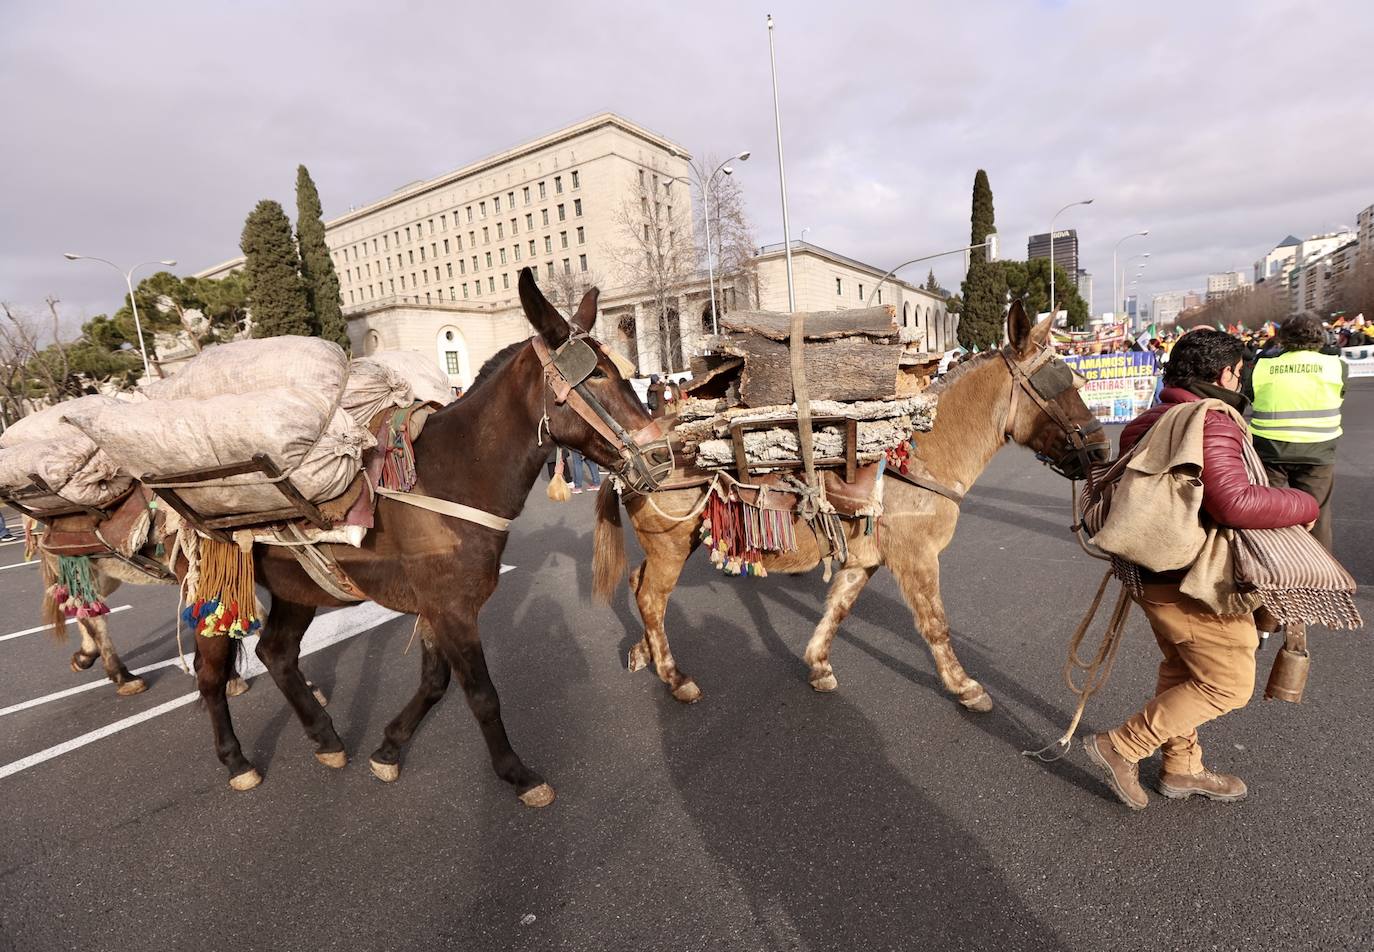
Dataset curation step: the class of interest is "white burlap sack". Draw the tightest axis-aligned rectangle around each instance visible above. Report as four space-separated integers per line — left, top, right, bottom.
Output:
0 396 133 512
143 336 348 401
367 351 455 407
63 388 374 517
343 358 412 428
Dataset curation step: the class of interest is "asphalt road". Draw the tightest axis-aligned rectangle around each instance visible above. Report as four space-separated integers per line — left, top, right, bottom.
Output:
3 382 1372 952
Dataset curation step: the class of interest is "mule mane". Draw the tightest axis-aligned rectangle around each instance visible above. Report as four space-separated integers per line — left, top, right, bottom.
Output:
927 350 1002 395
466 339 530 395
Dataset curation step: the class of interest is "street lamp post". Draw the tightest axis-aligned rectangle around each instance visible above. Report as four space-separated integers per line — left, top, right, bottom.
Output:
865 236 999 306
1048 199 1093 323
1122 252 1150 325
63 253 176 381
703 151 750 335
1112 230 1149 317
766 14 796 313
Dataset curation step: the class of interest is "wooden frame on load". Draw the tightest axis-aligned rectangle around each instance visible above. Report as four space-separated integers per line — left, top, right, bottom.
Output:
142 453 330 545
728 415 858 482
0 473 114 524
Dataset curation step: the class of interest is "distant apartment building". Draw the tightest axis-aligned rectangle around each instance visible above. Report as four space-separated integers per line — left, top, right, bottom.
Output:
1358 204 1373 259
1076 270 1093 312
752 241 956 352
1290 238 1360 316
1206 270 1250 300
1183 290 1204 311
1151 290 1190 327
1028 230 1079 281
1253 235 1301 285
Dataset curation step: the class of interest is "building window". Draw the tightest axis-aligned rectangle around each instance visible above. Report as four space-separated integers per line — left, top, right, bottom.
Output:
496 223 504 240
510 217 518 236
576 226 585 244
493 196 501 213
384 234 390 250
523 186 530 205
426 292 432 303
557 204 566 221
482 226 489 244
562 258 571 275
389 278 395 293
466 207 473 223
571 170 580 189
574 198 582 217
479 201 487 218
488 276 495 293
348 290 355 303
546 261 554 280
514 244 522 261
638 169 645 187
499 248 507 264
400 275 406 289
443 239 450 253
405 226 411 242
525 213 533 230
541 209 550 227
858 283 864 300
485 252 493 267
876 289 882 304
560 231 568 249
434 266 440 281
502 273 510 289
472 255 478 272
836 277 843 295
475 280 481 296
459 259 466 274
469 231 475 247
445 351 460 374
544 236 552 253
428 218 435 234
456 235 463 251
408 250 414 264
449 287 456 301
440 214 447 231
507 191 515 208
419 247 426 262
447 263 453 278
554 175 563 194
539 181 547 200
431 242 437 257
462 283 469 298
528 239 536 256
579 254 587 272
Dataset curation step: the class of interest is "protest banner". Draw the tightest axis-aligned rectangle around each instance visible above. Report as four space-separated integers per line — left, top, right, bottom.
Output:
1342 346 1374 378
1061 352 1160 423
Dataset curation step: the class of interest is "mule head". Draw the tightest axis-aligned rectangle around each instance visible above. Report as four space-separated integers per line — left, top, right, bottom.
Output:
1001 299 1111 480
517 268 672 491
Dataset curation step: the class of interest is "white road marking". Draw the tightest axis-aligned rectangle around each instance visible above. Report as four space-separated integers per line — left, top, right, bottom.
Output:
0 538 22 547
501 563 515 574
0 605 133 643
0 560 37 572
0 600 405 779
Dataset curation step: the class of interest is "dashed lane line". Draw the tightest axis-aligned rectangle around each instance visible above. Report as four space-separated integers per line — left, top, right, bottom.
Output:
0 560 38 572
0 605 133 643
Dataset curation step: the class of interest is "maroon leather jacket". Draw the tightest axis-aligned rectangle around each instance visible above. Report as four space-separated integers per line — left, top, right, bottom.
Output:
1120 387 1318 530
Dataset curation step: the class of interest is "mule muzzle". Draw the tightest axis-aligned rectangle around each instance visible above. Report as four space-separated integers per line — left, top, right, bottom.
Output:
1037 419 1109 482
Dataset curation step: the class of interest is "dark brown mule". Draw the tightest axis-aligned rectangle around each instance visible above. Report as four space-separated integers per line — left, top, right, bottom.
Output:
592 303 1111 709
190 268 664 806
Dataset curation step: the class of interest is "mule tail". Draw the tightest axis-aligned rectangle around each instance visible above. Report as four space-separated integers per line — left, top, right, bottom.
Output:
592 481 626 603
39 550 68 642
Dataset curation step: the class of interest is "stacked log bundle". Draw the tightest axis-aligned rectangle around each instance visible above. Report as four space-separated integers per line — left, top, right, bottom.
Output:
678 305 938 472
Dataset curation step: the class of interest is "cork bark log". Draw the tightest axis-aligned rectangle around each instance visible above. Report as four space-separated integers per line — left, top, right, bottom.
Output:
719 336 902 406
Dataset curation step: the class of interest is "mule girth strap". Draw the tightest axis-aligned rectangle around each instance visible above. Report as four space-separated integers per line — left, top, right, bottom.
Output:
375 487 512 532
884 467 966 505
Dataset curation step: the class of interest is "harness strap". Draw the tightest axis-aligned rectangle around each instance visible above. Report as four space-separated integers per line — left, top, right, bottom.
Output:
885 467 966 505
375 487 512 532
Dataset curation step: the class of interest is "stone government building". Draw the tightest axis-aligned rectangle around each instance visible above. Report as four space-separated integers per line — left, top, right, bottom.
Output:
197 112 955 386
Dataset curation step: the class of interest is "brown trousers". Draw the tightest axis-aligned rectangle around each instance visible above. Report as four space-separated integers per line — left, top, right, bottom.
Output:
1264 462 1334 552
1108 583 1258 775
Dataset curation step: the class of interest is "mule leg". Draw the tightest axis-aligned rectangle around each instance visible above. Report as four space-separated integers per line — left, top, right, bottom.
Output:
69 618 101 672
891 554 992 712
429 612 553 807
193 634 261 789
253 599 347 768
84 614 147 696
630 522 703 703
803 565 878 692
369 632 451 783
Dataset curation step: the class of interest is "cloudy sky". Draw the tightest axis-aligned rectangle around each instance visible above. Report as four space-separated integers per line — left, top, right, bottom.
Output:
3 0 1371 328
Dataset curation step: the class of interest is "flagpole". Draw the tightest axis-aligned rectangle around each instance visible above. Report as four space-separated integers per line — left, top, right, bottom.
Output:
767 14 796 313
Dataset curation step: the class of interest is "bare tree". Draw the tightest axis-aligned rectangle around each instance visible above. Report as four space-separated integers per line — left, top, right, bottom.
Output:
0 300 74 423
607 173 698 372
544 263 605 320
1329 254 1374 321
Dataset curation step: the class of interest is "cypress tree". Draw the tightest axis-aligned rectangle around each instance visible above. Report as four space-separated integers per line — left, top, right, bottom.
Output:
958 169 1008 351
241 200 313 338
296 165 349 351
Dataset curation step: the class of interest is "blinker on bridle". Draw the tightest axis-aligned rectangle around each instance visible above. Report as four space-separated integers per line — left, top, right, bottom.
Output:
1000 343 1105 483
531 333 674 494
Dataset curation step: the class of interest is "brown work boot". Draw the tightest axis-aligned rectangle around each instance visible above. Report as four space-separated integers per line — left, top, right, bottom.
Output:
1083 733 1148 810
1158 769 1248 802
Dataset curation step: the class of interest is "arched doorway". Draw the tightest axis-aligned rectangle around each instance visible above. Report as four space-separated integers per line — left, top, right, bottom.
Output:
436 325 472 387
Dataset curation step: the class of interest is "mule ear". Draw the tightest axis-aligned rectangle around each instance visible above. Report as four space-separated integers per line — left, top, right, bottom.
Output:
1007 298 1034 354
1030 311 1055 348
518 267 570 346
572 286 600 333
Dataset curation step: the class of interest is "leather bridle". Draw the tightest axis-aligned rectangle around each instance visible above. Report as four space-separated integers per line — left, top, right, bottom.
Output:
1000 343 1106 483
530 333 674 494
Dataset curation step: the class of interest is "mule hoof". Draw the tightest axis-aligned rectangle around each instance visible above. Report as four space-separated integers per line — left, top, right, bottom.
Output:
315 750 347 769
810 673 839 693
627 645 650 673
960 686 994 713
671 680 702 704
229 768 263 791
310 683 329 707
518 783 556 808
369 758 400 783
116 678 148 697
225 676 251 698
71 653 98 672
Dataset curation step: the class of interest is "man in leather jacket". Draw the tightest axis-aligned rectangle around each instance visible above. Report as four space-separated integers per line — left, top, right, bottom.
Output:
1084 329 1318 810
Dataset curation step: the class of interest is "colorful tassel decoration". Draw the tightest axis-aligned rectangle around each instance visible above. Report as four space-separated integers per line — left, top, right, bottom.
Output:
699 484 799 578
48 555 110 619
181 535 261 639
378 407 419 492
547 451 572 502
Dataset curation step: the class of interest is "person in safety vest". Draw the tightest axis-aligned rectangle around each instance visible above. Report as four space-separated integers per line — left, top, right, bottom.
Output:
1084 330 1318 810
1247 314 1346 552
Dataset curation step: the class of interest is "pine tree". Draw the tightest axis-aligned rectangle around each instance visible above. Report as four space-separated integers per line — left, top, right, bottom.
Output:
296 166 349 351
241 200 313 338
958 170 1007 351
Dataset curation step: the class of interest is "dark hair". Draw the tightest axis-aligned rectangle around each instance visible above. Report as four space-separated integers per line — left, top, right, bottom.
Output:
1163 328 1246 388
1277 314 1326 352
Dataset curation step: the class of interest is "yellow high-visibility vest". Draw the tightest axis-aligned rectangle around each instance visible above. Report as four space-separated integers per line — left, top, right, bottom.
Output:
1250 350 1344 443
